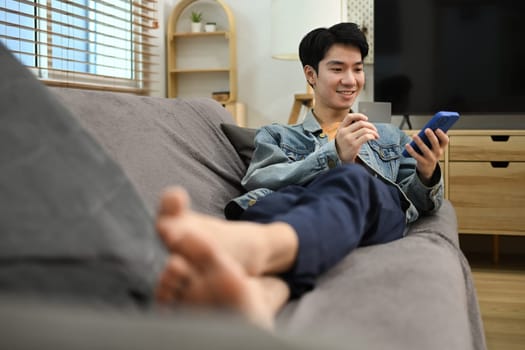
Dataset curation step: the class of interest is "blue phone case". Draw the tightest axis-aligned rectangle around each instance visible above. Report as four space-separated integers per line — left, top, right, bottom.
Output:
402 111 460 157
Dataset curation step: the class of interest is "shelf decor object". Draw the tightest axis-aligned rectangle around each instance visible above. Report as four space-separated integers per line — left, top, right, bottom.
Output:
190 11 203 32
205 22 217 32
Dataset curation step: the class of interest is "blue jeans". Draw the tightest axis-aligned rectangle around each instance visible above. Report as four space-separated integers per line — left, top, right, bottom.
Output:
240 164 406 297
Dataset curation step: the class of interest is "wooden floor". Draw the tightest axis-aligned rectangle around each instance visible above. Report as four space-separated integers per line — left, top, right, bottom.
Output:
469 256 525 350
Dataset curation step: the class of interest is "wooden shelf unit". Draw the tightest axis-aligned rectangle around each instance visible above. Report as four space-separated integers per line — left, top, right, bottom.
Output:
171 31 230 38
170 68 231 74
166 0 237 104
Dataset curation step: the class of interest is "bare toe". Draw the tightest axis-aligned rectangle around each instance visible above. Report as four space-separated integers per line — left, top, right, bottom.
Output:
156 187 192 246
156 255 192 303
157 233 284 329
170 234 246 303
172 232 219 270
159 187 190 217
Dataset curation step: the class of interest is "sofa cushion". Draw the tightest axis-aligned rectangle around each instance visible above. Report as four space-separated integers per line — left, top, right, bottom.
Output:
278 200 485 350
220 123 257 167
0 42 167 306
51 90 248 218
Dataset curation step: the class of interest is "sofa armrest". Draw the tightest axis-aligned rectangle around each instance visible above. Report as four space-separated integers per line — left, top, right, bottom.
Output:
407 199 459 247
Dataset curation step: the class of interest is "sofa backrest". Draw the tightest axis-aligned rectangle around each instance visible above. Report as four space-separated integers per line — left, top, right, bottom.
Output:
52 88 247 218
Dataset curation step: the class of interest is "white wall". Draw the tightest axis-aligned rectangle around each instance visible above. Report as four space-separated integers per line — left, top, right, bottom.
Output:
157 0 298 127
158 0 372 128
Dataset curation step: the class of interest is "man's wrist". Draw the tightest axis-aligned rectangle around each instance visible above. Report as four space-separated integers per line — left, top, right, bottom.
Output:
417 164 440 187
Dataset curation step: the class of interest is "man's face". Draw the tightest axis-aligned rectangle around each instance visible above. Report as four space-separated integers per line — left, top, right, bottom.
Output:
307 44 365 111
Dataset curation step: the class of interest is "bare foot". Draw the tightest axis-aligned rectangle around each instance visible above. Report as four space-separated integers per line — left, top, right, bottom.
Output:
155 232 289 329
156 187 298 276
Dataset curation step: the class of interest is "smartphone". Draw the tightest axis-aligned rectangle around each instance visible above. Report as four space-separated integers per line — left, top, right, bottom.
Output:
402 111 460 157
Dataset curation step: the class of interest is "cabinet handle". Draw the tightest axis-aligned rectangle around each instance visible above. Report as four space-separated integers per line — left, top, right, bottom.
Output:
490 161 509 168
491 135 510 142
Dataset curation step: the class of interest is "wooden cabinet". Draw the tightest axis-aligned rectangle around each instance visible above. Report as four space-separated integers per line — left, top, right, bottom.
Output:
405 129 525 261
447 130 525 236
166 0 244 125
447 130 525 262
448 162 525 233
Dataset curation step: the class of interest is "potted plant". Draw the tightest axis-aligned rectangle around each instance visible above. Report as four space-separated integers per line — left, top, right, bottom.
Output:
190 11 202 32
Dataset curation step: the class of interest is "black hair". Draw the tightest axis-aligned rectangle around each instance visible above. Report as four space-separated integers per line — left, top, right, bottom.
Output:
298 22 369 73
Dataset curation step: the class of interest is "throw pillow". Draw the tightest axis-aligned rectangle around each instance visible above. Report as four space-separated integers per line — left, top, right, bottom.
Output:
220 123 257 167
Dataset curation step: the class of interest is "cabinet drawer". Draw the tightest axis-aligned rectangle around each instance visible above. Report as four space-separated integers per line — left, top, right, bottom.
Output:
448 162 525 234
449 135 525 161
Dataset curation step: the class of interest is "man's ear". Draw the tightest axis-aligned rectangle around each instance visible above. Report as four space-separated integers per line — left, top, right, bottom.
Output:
304 65 317 87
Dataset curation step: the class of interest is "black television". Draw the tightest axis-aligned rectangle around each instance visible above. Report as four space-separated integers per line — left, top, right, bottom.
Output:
373 0 525 117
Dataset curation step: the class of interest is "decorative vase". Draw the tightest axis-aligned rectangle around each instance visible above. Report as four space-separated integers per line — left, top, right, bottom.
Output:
191 22 202 33
204 23 216 32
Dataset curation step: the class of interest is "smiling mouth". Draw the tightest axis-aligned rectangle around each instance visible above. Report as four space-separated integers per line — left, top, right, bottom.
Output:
336 90 356 96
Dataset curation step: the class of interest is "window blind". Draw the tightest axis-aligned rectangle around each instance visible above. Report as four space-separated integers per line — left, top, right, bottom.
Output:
0 0 159 94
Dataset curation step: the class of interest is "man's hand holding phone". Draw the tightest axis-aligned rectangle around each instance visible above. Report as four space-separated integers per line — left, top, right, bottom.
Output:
404 111 460 183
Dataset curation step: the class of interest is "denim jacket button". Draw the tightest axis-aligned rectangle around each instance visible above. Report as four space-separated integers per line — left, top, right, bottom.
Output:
319 133 327 138
328 158 336 169
248 199 257 206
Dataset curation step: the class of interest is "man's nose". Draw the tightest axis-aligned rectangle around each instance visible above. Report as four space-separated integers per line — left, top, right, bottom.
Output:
341 71 356 85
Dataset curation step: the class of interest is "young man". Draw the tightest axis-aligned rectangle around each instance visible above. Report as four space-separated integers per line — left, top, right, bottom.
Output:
155 23 448 329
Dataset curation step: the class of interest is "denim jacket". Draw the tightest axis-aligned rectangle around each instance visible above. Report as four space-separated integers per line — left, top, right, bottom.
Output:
228 110 443 223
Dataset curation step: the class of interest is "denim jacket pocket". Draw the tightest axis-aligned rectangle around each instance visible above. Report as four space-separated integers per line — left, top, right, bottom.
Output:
282 143 312 162
369 140 402 161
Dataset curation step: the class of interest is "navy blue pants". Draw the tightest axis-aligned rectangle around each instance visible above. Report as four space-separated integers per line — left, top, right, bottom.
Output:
240 164 407 297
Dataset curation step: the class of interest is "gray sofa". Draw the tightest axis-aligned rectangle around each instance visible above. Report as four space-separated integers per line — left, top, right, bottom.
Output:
0 43 485 349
